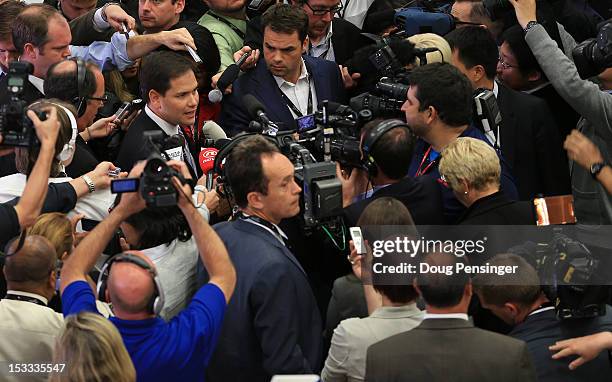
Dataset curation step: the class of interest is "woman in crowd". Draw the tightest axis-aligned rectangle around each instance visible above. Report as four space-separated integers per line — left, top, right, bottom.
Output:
50 311 135 382
322 197 424 382
438 137 535 225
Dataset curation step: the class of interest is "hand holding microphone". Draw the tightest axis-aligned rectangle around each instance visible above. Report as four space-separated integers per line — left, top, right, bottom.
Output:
209 49 254 103
199 147 219 191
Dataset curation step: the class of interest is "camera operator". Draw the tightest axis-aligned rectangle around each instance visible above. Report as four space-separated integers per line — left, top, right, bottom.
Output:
474 253 612 382
508 0 612 225
403 63 518 223
208 135 321 381
445 26 570 200
340 119 445 226
565 130 612 196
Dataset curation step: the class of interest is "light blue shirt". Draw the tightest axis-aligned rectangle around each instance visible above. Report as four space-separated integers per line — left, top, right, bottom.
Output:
69 31 133 71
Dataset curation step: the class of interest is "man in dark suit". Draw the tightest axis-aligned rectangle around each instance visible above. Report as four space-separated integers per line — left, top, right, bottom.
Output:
365 251 537 382
341 119 444 226
116 51 198 177
219 4 346 136
474 254 612 382
446 26 570 201
208 135 322 381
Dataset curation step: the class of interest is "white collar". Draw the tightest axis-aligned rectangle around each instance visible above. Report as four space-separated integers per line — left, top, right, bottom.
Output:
28 75 45 95
241 213 288 246
273 58 309 87
145 105 179 136
6 290 49 305
493 80 499 98
528 306 555 317
424 312 469 321
523 81 551 95
311 22 334 48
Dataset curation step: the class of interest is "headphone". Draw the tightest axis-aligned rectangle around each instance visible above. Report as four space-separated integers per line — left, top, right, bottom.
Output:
54 104 78 163
361 119 409 178
96 253 165 316
71 58 88 118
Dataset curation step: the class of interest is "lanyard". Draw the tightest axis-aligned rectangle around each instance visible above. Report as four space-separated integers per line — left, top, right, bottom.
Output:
207 12 246 40
240 214 288 247
4 294 47 307
278 76 313 118
415 146 438 177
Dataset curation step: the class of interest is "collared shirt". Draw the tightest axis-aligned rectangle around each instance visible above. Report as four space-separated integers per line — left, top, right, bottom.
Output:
5 290 49 305
523 81 551 95
28 75 45 95
69 31 134 72
308 22 335 62
273 58 318 118
198 11 247 73
424 312 469 321
527 306 555 317
241 213 288 247
493 80 499 98
145 105 179 136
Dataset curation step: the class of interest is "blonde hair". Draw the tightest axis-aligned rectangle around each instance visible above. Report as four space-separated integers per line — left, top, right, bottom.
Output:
104 70 135 103
15 99 76 177
51 312 136 382
439 137 500 191
28 213 73 260
407 33 452 66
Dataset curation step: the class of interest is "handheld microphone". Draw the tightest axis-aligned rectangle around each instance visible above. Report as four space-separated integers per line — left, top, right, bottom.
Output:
199 147 218 191
244 94 270 125
208 50 253 103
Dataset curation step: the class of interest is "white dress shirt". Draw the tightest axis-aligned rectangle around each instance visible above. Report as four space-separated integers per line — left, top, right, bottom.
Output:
274 58 318 118
423 312 469 320
28 75 45 95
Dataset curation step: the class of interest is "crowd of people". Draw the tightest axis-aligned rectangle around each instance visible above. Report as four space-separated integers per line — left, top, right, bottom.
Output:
0 0 612 380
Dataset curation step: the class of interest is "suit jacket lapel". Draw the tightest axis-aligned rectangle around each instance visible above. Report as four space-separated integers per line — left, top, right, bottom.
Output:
251 60 297 130
305 55 331 106
234 219 307 277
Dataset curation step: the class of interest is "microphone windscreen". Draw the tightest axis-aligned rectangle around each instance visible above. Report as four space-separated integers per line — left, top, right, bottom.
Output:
217 63 241 91
243 94 265 119
202 121 228 140
199 147 218 173
208 88 223 103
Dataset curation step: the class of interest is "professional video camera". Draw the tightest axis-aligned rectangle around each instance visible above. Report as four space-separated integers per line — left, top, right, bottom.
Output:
350 76 408 119
572 19 612 78
510 233 610 319
110 131 193 208
0 62 46 147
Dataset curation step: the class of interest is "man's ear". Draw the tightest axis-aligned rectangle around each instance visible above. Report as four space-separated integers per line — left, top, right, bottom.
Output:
22 43 37 60
149 89 161 110
302 36 309 55
527 70 542 83
246 191 264 210
472 64 486 83
425 106 436 124
175 0 186 14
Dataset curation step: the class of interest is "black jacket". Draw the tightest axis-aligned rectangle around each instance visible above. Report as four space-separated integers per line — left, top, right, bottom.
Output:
497 82 571 200
66 136 99 178
343 175 445 227
458 191 535 225
530 82 580 139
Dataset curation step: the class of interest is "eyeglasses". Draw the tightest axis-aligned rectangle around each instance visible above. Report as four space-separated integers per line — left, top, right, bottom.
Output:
87 94 109 104
498 55 517 70
304 1 343 16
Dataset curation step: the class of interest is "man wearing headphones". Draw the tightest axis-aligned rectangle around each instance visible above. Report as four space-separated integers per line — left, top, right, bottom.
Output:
59 160 236 382
340 118 445 227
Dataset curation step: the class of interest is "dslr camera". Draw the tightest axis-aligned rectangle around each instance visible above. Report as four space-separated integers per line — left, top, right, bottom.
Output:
0 62 45 147
573 20 612 78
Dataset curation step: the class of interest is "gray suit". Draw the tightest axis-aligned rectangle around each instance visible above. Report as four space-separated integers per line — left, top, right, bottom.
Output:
365 318 536 382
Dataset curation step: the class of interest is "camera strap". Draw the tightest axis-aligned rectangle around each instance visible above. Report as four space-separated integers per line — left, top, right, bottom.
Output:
278 76 313 118
4 293 47 307
207 11 246 40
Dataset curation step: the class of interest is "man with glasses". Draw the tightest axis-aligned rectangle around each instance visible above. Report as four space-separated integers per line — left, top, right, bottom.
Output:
291 0 370 65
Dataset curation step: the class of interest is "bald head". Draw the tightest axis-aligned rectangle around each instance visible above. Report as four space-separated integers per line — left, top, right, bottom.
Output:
4 235 56 284
106 252 157 315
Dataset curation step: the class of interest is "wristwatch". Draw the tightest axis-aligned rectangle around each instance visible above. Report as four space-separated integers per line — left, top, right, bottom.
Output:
101 2 120 22
82 174 96 193
523 20 539 34
590 162 606 179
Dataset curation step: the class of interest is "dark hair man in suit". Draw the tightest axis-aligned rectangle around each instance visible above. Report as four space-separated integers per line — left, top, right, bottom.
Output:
445 26 570 200
209 135 322 381
340 119 444 226
365 251 537 382
474 253 612 382
219 3 346 136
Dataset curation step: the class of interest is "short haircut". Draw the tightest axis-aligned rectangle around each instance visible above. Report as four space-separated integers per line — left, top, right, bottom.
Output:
139 51 195 103
44 60 98 105
407 63 473 127
439 137 500 191
407 33 451 66
417 252 470 308
28 213 73 260
363 120 415 180
12 4 60 55
0 0 26 42
501 25 545 78
357 197 418 304
473 253 541 308
445 26 498 80
225 135 281 208
4 235 56 284
262 3 309 42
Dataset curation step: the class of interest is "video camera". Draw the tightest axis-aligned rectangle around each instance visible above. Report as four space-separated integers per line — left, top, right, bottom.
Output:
573 19 612 78
110 131 192 208
350 76 408 119
0 62 45 147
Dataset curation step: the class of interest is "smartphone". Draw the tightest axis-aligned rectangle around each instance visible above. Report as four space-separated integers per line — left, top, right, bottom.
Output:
248 0 265 11
111 178 140 194
114 98 143 127
349 227 367 254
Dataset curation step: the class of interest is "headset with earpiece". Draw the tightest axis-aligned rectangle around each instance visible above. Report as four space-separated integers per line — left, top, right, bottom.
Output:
71 58 88 118
361 119 410 178
54 104 78 163
96 253 165 316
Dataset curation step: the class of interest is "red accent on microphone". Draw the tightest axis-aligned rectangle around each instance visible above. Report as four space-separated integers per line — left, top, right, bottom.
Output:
199 147 218 173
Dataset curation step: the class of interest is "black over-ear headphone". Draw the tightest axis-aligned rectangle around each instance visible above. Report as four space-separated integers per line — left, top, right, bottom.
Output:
96 253 165 316
71 58 87 118
361 119 410 178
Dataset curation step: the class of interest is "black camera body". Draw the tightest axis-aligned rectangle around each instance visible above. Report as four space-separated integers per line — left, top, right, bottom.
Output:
572 20 612 78
0 62 43 147
350 76 409 119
